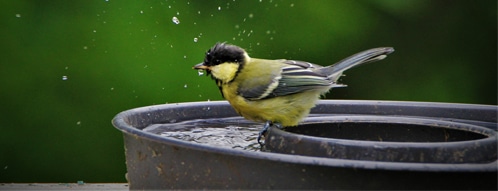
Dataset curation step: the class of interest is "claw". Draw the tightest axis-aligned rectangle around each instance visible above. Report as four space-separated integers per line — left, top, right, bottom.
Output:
257 121 272 146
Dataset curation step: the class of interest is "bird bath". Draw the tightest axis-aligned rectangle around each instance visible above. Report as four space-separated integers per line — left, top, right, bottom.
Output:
112 100 497 190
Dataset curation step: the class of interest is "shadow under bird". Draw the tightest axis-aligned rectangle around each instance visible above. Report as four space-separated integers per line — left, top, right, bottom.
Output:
193 43 394 146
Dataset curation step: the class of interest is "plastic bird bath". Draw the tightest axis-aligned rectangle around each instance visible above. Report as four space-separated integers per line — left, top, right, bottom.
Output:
112 100 497 190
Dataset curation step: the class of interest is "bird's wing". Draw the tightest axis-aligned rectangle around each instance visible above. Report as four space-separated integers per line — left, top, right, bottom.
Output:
237 60 332 100
271 60 332 97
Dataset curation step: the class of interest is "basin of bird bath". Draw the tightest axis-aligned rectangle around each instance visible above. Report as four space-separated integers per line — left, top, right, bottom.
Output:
112 100 497 190
265 116 497 163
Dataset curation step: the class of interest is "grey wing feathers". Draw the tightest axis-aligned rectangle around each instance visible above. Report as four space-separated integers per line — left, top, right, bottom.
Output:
242 60 333 100
237 72 281 100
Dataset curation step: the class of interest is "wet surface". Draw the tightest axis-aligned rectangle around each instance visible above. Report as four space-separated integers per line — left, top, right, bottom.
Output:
143 117 262 151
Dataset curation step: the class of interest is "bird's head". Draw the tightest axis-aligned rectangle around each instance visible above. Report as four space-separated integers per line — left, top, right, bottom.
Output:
193 43 249 83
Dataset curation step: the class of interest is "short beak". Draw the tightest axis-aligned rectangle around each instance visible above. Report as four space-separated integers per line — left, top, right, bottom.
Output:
193 63 209 70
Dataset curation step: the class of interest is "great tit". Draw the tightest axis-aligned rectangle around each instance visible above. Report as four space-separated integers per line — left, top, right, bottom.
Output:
193 43 394 145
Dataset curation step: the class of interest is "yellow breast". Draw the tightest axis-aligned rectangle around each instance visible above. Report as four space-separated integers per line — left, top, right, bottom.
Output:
222 83 322 127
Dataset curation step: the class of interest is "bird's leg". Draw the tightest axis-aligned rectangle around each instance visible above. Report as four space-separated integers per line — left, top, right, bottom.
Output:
257 121 272 146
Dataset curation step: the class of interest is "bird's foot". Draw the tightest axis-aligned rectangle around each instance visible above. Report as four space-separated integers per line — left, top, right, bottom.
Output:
257 121 272 146
257 121 284 147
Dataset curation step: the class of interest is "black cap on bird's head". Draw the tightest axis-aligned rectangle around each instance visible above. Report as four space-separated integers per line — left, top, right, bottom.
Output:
194 43 246 70
204 42 246 66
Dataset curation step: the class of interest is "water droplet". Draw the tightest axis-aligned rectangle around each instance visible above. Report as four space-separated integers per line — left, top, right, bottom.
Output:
193 37 198 42
140 10 143 14
248 13 253 18
183 55 187 59
184 84 188 88
172 16 180 24
218 6 221 10
197 69 204 76
15 14 21 18
62 76 68 80
290 3 294 7
76 121 81 125
83 46 88 50
110 87 114 91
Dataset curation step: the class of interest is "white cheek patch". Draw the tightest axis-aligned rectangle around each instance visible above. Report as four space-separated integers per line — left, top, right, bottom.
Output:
210 63 240 83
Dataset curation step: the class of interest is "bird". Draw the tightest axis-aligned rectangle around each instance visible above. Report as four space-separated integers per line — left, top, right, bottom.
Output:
193 43 394 146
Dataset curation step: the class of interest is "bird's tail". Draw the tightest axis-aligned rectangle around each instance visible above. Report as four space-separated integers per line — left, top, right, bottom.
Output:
321 47 394 81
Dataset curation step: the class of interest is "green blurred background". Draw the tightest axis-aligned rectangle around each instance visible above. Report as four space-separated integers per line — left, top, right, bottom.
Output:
1 0 496 183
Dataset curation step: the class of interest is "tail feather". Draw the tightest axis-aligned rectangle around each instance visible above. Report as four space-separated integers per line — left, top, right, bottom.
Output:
322 47 394 81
